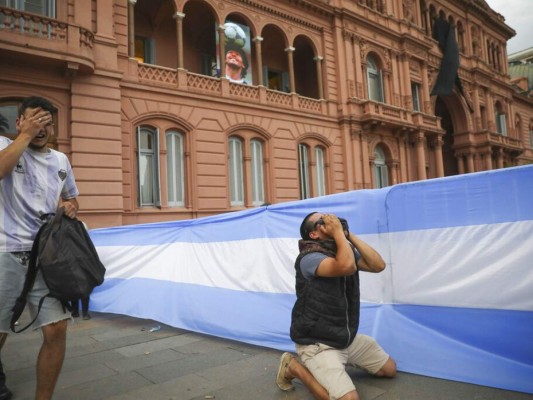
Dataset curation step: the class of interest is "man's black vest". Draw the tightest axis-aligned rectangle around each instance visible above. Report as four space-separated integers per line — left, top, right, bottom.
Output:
290 239 360 349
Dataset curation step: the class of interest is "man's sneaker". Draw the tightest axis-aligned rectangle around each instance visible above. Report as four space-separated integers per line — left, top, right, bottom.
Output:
83 313 91 320
276 352 295 391
0 385 13 400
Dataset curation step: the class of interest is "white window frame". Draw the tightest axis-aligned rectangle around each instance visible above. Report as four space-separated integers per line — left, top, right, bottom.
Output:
411 82 421 111
373 146 389 189
229 137 244 206
166 130 185 207
298 143 311 199
367 55 384 103
250 139 264 206
137 126 161 207
495 109 507 136
315 147 326 197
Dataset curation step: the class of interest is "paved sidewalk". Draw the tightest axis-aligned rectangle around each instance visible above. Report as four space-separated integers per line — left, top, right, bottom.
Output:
2 311 530 400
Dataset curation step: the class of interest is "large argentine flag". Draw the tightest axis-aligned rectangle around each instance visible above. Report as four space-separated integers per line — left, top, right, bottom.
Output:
90 165 533 394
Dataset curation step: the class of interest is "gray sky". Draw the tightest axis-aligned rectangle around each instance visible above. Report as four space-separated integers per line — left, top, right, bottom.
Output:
485 0 533 54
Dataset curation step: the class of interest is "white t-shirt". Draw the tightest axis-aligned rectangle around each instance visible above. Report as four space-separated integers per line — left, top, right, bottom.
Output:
0 137 79 251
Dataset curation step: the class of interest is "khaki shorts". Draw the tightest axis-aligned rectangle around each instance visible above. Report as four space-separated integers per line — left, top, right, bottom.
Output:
0 252 69 333
296 334 389 400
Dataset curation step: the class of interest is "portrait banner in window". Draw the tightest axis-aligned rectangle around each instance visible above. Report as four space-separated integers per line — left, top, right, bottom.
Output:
216 21 253 85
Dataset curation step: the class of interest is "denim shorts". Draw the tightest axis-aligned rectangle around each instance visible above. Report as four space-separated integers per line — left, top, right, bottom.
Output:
0 252 69 333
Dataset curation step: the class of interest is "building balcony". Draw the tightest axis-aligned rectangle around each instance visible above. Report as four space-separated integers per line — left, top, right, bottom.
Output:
130 62 331 116
350 99 441 133
0 6 95 73
479 130 524 155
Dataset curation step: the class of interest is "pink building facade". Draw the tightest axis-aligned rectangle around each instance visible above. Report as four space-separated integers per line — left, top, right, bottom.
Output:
1 0 532 229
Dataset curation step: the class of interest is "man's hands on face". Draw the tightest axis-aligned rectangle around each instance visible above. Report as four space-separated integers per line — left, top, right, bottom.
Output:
318 214 344 238
18 108 52 141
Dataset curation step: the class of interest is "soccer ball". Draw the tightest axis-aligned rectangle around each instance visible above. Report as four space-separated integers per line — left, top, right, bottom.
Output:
224 22 246 48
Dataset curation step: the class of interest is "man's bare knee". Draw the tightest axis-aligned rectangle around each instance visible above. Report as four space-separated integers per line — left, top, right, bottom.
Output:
339 390 359 400
41 320 67 344
376 357 397 378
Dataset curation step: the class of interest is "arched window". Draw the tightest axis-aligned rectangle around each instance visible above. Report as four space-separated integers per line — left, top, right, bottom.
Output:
228 137 244 206
166 130 185 206
494 102 507 136
135 122 189 209
137 126 160 206
373 145 389 188
367 55 384 102
228 133 267 207
298 140 329 199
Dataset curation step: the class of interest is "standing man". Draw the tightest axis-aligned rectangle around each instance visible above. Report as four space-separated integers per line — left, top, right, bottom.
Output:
0 96 79 400
277 212 396 400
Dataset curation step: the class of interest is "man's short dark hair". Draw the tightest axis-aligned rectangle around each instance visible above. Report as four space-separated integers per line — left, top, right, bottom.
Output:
299 211 318 240
19 96 57 117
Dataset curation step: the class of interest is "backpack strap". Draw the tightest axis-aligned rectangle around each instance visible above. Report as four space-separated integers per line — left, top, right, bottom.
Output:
10 213 54 333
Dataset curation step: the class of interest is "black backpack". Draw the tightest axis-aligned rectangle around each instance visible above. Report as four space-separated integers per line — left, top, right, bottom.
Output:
11 208 106 332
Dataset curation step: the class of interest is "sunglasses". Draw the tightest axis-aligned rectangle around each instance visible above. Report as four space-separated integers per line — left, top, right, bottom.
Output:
314 218 325 229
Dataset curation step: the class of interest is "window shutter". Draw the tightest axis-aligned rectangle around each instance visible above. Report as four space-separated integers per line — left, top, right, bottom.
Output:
155 127 161 207
136 126 143 207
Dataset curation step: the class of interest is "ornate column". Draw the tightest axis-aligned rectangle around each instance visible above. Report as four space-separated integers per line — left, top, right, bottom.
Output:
285 46 296 93
343 32 355 97
421 61 431 113
361 131 371 188
457 153 465 174
462 14 472 55
415 131 427 180
414 0 423 27
391 51 402 107
472 84 481 130
496 148 504 169
314 56 324 99
253 36 264 86
506 98 514 136
466 152 475 173
218 24 226 78
391 161 399 185
400 53 411 108
484 150 493 170
434 135 444 177
173 12 185 69
353 37 364 98
486 90 495 132
128 0 136 58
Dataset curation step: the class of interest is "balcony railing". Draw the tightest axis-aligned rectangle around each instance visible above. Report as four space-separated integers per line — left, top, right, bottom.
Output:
354 99 441 132
133 63 328 115
0 6 94 72
0 7 67 40
486 131 524 150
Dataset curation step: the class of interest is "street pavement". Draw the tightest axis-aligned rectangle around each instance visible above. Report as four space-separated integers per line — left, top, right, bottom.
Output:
2 311 531 400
